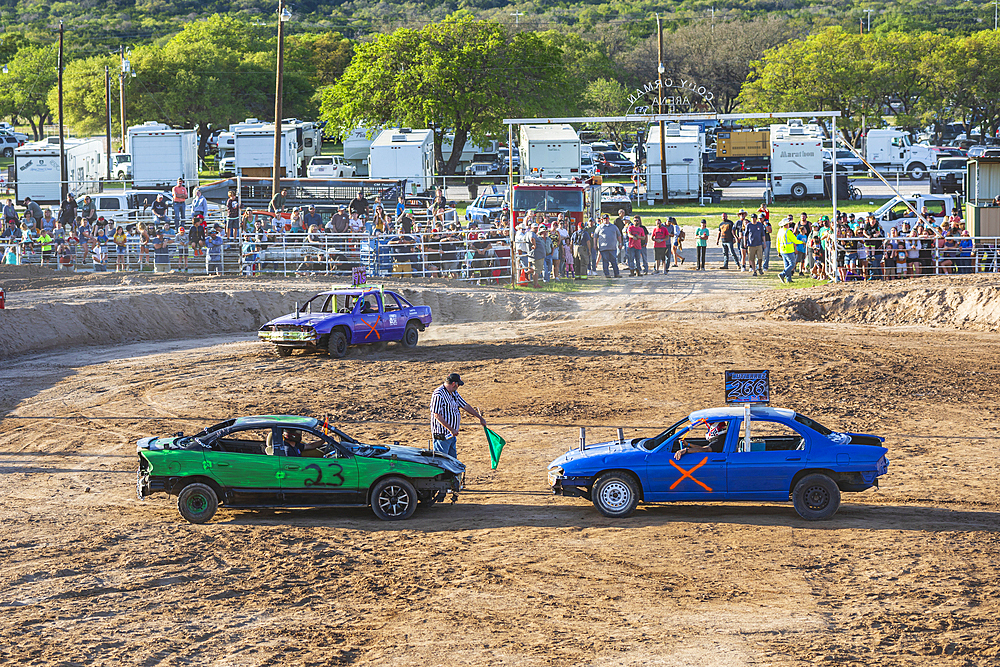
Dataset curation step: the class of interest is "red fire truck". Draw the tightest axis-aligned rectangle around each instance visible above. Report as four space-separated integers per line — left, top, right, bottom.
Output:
510 177 601 228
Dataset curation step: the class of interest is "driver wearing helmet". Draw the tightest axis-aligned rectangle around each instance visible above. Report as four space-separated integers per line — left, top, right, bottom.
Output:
675 420 728 460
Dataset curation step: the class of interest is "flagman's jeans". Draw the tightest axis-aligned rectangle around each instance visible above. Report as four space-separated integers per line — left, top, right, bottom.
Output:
434 435 457 458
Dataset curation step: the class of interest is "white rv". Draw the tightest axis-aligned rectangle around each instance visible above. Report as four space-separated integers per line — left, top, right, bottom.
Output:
14 137 106 205
343 126 378 176
127 122 199 189
518 125 581 179
282 118 323 160
369 128 435 193
865 128 933 180
233 125 300 179
769 120 825 199
644 124 704 200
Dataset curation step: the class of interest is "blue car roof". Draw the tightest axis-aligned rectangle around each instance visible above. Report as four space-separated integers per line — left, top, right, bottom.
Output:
689 406 797 421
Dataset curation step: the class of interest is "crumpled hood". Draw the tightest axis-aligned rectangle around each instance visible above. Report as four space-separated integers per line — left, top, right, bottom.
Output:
550 440 635 468
262 313 342 329
370 443 466 475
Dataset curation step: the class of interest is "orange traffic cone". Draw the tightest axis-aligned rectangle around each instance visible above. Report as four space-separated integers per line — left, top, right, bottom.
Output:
518 268 530 286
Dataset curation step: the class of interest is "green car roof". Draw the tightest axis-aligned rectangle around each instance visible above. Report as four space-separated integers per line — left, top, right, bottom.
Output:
233 415 319 428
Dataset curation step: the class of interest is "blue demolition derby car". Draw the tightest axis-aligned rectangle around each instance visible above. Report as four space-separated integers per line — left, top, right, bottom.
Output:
548 406 889 520
258 285 432 358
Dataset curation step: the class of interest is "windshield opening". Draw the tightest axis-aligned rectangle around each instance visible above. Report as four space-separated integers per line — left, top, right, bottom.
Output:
641 417 690 451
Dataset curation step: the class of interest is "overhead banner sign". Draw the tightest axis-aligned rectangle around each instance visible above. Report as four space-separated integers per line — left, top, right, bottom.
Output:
724 370 770 405
627 79 717 114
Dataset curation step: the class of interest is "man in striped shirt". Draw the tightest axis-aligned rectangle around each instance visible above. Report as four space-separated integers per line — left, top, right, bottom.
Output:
430 373 486 459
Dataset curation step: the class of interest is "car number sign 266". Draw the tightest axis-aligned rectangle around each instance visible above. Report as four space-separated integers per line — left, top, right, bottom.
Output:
725 370 770 405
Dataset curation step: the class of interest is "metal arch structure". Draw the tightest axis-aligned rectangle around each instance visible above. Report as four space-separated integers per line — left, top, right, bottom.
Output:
503 111 846 284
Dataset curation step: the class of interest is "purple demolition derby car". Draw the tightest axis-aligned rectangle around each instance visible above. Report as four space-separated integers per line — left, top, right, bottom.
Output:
258 285 432 357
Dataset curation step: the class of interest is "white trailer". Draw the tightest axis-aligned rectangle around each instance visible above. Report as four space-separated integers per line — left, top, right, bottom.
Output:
769 120 825 200
865 128 933 180
369 128 434 193
343 126 378 176
233 125 300 179
440 135 499 172
518 124 581 179
644 123 704 200
14 137 105 205
283 118 323 161
127 122 199 189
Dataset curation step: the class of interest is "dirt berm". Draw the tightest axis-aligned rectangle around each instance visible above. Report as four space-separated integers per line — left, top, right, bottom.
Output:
0 267 573 358
761 274 1000 330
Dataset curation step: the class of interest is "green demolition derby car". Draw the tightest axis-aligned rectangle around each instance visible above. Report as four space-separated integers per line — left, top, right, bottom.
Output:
136 415 465 523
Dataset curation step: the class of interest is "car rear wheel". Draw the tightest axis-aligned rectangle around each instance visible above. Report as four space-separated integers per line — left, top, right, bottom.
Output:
371 477 417 521
2 148 12 158
328 330 348 358
792 473 841 520
177 483 219 524
592 472 639 518
276 346 292 357
401 322 419 349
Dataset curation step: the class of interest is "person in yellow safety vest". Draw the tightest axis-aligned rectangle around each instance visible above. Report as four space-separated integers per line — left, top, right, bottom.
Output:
37 230 54 266
777 219 798 284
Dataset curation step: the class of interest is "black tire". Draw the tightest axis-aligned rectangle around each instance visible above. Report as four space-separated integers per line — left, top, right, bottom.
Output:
401 322 419 349
792 473 841 520
790 183 808 200
371 477 418 521
276 346 292 357
177 483 219 524
591 472 639 518
715 174 733 188
908 163 927 180
2 148 12 158
328 330 348 358
929 181 940 195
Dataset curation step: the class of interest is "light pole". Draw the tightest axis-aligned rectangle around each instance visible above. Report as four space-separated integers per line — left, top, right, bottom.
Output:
657 14 667 205
511 11 524 26
864 9 874 32
272 0 291 200
57 21 67 203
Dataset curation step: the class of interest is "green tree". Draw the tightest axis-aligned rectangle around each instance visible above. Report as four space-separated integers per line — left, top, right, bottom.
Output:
291 31 354 88
0 45 57 139
323 13 571 175
581 78 638 147
49 54 119 139
921 30 1000 141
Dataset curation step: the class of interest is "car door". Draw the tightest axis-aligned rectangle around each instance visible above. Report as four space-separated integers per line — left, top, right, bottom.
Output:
381 293 407 340
644 420 732 501
726 417 810 501
350 293 386 344
276 428 360 503
205 427 282 498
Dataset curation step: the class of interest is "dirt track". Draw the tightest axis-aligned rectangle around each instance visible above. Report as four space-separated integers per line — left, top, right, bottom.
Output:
1 267 999 666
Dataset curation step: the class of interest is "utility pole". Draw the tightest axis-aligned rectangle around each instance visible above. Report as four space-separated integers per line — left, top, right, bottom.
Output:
57 21 67 203
511 11 524 26
105 65 112 179
864 9 874 32
657 14 668 205
119 46 127 150
272 0 289 200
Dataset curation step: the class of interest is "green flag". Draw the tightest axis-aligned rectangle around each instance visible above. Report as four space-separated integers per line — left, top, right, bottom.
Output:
484 426 506 470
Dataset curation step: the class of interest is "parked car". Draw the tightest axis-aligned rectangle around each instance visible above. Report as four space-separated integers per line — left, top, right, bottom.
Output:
307 155 357 178
136 415 465 523
580 154 597 177
464 153 499 181
928 157 967 195
822 149 867 173
548 405 888 521
0 133 19 157
465 193 506 225
927 145 966 159
258 285 432 358
593 150 635 174
600 183 632 214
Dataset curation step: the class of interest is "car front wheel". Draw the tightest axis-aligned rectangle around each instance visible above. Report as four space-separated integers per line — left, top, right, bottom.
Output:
792 473 841 520
371 477 417 521
276 346 292 357
177 483 219 524
328 330 348 358
592 472 639 518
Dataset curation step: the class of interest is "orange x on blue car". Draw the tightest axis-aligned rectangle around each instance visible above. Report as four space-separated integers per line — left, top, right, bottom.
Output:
548 406 888 520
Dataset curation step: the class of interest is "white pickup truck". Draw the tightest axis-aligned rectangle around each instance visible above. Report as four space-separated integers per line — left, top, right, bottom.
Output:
859 193 960 234
928 157 966 195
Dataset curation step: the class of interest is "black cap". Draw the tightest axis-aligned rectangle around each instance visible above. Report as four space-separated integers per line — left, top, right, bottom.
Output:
445 373 464 386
